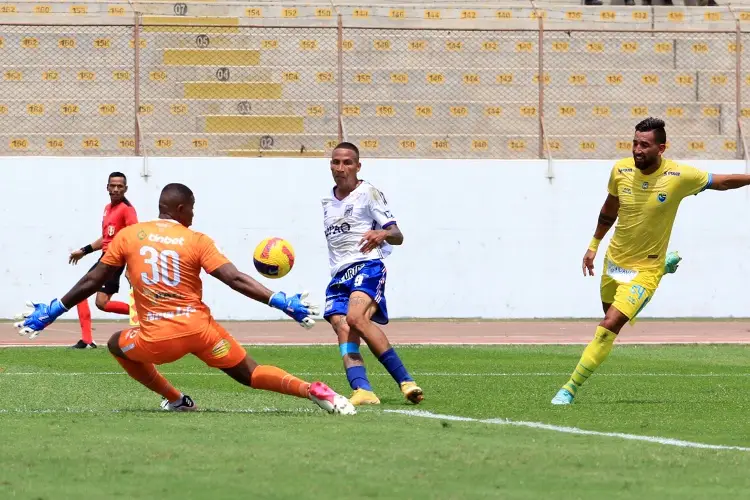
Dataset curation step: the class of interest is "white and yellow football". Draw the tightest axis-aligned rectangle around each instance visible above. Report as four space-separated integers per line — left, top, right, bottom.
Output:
253 237 296 279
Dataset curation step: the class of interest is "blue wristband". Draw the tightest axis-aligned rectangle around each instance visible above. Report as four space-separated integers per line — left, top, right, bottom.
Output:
49 299 68 320
268 292 286 310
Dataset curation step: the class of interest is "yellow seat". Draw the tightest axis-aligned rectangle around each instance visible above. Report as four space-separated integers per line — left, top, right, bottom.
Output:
204 115 304 134
143 16 239 34
221 149 324 158
164 49 260 67
184 82 282 99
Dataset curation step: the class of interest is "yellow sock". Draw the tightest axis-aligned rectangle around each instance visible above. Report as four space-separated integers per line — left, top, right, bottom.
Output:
562 326 616 395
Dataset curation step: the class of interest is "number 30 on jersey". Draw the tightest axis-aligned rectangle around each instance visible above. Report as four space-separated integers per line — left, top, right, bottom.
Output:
140 245 181 286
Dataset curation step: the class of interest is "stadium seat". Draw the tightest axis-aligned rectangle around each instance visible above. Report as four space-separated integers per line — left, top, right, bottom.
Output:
0 1 746 158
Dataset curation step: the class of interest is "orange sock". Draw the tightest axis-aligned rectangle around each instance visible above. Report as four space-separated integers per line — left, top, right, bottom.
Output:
250 365 311 399
77 300 92 344
103 301 130 315
113 355 182 402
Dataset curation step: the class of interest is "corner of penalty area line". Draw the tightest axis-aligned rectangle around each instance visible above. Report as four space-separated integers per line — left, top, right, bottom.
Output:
382 409 750 452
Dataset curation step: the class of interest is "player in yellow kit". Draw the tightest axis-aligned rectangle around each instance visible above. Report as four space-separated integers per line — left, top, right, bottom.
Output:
552 117 750 405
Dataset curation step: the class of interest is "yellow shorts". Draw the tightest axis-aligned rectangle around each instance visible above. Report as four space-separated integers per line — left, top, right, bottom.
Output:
600 274 656 321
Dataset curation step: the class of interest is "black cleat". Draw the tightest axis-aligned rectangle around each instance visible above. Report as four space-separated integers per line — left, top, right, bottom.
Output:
160 395 198 412
71 340 97 349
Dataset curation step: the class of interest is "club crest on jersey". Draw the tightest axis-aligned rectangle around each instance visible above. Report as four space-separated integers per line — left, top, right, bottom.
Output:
642 182 649 190
107 225 115 237
658 192 667 203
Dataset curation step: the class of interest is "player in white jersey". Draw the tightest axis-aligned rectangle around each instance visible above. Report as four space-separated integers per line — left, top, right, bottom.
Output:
321 142 424 406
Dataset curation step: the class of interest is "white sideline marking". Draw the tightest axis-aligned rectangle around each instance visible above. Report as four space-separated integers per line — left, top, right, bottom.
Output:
3 341 750 347
1 371 750 378
0 407 318 415
385 409 750 452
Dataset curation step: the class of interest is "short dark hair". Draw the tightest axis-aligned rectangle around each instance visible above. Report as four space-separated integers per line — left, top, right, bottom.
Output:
161 182 194 201
635 117 667 145
109 171 127 184
334 142 360 161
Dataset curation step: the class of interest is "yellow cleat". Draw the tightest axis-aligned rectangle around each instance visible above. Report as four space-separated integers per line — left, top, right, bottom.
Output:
349 388 381 406
400 381 424 404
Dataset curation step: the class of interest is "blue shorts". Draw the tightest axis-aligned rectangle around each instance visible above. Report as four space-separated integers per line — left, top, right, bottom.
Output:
324 260 388 325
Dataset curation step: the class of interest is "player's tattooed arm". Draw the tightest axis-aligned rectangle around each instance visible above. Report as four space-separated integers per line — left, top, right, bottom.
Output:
583 194 619 277
210 262 274 304
60 262 121 307
594 194 619 239
382 223 404 245
359 224 403 253
707 174 750 191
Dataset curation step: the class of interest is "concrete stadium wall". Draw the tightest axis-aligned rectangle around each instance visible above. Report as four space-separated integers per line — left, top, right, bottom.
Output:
0 156 748 321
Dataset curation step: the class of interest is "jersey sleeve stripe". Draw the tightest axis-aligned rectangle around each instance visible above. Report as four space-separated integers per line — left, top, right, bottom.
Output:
700 173 713 192
382 221 397 229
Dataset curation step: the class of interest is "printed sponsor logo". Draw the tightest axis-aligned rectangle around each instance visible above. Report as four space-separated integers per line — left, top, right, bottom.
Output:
339 263 365 282
146 306 196 321
324 222 350 237
148 234 185 245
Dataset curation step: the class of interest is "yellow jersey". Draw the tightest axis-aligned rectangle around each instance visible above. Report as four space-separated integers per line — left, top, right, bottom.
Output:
605 157 711 288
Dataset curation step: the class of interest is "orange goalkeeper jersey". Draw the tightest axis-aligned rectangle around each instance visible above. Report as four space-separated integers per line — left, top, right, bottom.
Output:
101 219 230 341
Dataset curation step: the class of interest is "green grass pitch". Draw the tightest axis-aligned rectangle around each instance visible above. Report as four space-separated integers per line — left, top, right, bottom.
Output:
1 345 749 499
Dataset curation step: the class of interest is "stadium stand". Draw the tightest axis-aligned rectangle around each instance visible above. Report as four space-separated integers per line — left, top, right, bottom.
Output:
0 1 746 158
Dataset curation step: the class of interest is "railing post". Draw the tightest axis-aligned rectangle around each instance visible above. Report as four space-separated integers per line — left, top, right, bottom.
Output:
538 14 545 159
337 13 344 143
134 12 142 157
736 19 743 160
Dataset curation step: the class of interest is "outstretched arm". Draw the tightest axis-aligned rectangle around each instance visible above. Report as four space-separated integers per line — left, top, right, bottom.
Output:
60 262 120 307
210 263 273 304
15 262 120 338
210 262 319 328
707 174 750 191
583 194 620 277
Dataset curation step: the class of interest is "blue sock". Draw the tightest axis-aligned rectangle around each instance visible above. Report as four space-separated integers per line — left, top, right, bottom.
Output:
377 348 413 385
345 366 372 391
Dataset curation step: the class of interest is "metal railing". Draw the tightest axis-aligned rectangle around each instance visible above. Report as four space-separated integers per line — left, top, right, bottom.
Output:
0 8 746 159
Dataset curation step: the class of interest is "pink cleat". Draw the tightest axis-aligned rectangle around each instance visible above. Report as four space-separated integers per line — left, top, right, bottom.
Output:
308 382 357 415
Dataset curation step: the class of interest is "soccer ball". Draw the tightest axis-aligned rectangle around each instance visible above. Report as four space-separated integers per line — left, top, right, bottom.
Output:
253 237 295 279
